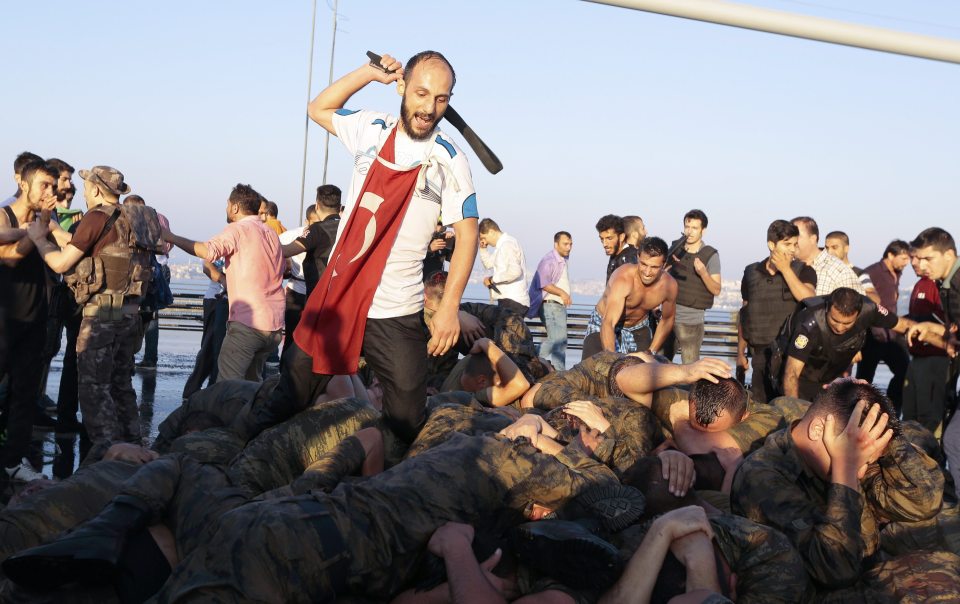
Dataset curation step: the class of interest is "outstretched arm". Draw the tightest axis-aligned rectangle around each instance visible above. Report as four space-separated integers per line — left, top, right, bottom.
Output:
616 358 732 404
307 53 403 135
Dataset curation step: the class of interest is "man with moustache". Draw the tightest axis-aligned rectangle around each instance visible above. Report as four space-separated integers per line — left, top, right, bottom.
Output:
0 160 60 482
582 237 678 358
241 51 480 444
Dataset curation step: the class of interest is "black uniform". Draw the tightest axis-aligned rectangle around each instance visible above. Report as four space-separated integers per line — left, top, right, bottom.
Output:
605 244 637 282
780 296 898 401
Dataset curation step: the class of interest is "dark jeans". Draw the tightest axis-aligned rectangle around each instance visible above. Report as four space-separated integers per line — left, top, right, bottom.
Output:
282 289 306 361
244 312 429 443
855 333 910 414
748 344 775 404
1 319 46 468
182 297 228 399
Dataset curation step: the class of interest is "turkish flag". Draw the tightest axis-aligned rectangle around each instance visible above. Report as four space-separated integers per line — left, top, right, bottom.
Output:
294 127 423 375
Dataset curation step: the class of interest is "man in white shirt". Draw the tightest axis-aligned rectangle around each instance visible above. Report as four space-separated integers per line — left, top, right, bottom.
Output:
241 50 479 443
478 218 530 317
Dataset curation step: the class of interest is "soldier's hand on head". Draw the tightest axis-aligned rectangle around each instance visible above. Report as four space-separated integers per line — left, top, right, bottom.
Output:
563 400 611 434
499 414 541 442
684 358 732 384
652 505 715 542
427 522 474 558
468 337 491 355
657 449 697 497
822 400 894 484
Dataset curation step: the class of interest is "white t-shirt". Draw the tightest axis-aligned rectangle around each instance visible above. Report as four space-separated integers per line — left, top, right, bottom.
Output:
332 109 478 319
479 232 530 307
279 227 309 296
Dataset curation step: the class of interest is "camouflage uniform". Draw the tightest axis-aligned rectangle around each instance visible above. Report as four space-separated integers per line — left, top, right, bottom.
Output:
532 351 642 409
405 399 515 459
612 513 808 604
0 461 140 561
651 389 786 455
227 397 380 494
76 313 143 449
153 379 263 453
731 427 944 598
769 395 811 423
156 430 621 602
863 551 960 603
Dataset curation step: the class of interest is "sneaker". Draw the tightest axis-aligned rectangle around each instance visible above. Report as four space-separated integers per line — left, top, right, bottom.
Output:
4 458 49 482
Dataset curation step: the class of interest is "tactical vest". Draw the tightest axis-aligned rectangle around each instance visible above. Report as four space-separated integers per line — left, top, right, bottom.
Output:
670 243 718 310
65 204 164 306
767 296 871 392
741 259 807 346
313 216 341 278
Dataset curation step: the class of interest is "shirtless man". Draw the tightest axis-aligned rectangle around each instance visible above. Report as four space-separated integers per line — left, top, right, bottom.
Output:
582 237 677 358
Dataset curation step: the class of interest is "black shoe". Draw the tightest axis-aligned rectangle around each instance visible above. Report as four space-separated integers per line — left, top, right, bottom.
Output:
38 394 57 412
135 360 157 371
2 495 153 590
564 484 646 532
511 519 623 591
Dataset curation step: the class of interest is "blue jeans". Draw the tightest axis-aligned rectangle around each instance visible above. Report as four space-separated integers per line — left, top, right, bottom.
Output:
540 301 568 370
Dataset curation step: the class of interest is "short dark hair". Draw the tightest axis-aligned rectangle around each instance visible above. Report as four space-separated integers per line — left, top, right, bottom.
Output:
792 216 819 240
828 287 863 316
315 184 342 209
689 378 747 427
19 160 58 187
809 381 902 438
228 184 264 215
305 205 319 221
883 239 910 258
405 50 456 91
553 231 571 243
639 236 668 258
46 157 74 175
264 201 279 217
463 353 494 382
767 219 799 243
825 230 849 246
595 214 624 235
911 227 956 254
478 218 501 235
423 270 447 301
683 209 708 229
13 151 42 176
623 215 644 234
123 195 145 206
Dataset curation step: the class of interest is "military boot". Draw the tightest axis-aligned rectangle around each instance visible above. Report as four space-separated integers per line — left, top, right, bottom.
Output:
2 494 153 590
512 519 624 591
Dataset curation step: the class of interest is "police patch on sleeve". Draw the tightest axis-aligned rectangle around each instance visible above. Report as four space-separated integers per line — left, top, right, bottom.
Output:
877 304 889 316
794 334 809 349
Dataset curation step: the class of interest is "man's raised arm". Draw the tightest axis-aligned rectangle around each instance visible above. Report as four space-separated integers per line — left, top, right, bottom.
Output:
307 53 403 135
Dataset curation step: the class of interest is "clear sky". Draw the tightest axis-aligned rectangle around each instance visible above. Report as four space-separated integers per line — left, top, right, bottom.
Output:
3 0 957 282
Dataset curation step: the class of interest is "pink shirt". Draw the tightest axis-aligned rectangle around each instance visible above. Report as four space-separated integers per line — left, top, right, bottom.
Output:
205 215 284 332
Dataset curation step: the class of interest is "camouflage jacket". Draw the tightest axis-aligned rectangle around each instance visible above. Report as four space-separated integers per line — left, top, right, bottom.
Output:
731 427 944 591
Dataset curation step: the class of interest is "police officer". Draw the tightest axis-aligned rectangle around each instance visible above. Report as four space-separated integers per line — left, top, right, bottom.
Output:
738 219 817 403
771 287 914 401
27 165 162 454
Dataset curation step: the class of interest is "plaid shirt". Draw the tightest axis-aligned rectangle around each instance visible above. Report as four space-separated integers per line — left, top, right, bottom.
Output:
812 250 864 296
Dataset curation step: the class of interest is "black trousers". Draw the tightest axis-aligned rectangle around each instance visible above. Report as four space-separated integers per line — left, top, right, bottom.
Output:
282 289 307 362
0 319 46 468
855 333 910 413
56 310 82 423
245 311 429 443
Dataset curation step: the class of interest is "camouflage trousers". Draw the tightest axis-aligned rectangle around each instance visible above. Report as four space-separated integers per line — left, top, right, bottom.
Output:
154 495 348 603
76 314 142 448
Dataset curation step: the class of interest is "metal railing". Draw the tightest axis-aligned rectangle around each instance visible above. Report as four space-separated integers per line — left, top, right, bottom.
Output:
158 292 741 357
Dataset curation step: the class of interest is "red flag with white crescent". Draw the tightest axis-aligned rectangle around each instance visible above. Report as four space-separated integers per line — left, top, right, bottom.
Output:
294 126 422 374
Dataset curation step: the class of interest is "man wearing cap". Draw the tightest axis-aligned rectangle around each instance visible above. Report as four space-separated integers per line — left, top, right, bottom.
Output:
27 165 158 455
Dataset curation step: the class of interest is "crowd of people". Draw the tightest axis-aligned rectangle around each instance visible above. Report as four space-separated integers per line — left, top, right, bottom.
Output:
0 49 958 603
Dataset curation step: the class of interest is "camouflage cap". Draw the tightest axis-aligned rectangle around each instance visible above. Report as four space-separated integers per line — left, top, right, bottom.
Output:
78 165 132 196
